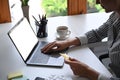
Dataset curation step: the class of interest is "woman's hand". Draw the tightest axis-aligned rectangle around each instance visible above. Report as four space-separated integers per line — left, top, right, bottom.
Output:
65 58 99 80
41 41 69 53
41 37 81 53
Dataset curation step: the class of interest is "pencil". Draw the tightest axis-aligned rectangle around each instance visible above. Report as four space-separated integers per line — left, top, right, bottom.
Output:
32 15 40 25
39 14 41 21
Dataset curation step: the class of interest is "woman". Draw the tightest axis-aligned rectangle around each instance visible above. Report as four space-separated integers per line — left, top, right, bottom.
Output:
42 0 120 80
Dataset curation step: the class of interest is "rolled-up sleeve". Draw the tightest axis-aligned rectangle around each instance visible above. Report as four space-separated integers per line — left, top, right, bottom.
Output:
98 74 111 80
77 35 88 46
98 74 120 80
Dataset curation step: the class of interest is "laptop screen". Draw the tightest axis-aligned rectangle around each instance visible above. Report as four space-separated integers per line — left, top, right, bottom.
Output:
9 18 38 61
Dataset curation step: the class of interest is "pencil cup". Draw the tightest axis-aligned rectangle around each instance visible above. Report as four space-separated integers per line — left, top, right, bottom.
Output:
36 20 48 38
32 14 48 38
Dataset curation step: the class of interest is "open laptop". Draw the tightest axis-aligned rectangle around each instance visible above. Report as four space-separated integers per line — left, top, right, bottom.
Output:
8 17 67 67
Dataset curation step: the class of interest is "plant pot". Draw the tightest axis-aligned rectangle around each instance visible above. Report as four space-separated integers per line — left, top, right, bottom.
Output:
22 6 29 22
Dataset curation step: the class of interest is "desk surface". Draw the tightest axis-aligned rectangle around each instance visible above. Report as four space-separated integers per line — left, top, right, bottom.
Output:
0 12 112 80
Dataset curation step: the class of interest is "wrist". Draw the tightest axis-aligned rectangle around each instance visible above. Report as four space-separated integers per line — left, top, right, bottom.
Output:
66 37 81 47
86 67 99 80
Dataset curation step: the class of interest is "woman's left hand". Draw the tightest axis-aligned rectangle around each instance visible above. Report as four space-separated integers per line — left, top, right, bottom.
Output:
65 58 99 80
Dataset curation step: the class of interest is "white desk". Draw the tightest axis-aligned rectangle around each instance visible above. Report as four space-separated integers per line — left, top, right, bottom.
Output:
0 12 112 80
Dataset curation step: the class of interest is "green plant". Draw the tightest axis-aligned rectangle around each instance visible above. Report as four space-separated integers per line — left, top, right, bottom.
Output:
21 0 29 6
42 0 104 17
95 4 105 12
42 0 67 17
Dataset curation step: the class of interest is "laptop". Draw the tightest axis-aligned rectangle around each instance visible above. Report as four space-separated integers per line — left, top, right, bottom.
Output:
8 17 67 67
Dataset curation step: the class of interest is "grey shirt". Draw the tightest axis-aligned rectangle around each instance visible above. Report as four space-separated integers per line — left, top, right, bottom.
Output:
78 12 120 80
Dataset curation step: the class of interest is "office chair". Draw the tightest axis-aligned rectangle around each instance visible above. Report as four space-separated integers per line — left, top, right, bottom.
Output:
88 42 110 66
88 42 118 76
99 52 109 63
98 51 120 77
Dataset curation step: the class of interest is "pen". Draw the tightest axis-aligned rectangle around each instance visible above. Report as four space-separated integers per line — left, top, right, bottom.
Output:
11 3 15 8
44 14 46 19
39 14 41 21
32 15 40 26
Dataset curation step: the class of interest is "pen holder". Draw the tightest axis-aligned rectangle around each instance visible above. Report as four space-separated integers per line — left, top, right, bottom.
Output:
36 20 48 38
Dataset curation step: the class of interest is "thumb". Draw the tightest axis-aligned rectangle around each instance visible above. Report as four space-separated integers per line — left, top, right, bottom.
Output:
65 57 77 64
69 57 77 61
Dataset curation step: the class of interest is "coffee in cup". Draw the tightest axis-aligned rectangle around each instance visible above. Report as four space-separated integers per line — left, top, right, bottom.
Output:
56 26 71 40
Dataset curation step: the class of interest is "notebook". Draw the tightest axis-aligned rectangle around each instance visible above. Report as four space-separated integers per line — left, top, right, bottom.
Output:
8 17 67 67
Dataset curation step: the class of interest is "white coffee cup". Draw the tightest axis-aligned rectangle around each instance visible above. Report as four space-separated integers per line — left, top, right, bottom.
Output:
56 26 71 40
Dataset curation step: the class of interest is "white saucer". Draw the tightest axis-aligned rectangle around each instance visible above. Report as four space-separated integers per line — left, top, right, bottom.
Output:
56 34 69 40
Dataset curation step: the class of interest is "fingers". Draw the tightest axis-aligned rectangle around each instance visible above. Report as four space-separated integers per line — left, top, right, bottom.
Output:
65 58 81 75
65 58 75 64
65 59 78 73
42 41 56 50
41 41 58 53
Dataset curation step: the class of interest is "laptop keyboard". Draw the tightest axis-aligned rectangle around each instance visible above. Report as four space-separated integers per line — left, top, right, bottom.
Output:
30 42 50 64
29 41 68 64
30 51 49 64
30 53 50 63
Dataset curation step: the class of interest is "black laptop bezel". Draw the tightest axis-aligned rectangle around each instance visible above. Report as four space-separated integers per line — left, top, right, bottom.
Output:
8 17 39 63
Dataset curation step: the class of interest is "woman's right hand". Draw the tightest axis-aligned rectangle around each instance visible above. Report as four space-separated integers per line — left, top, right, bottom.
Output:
41 41 69 53
41 37 81 53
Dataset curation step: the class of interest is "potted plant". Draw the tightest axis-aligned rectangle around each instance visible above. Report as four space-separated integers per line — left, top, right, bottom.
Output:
21 0 30 22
